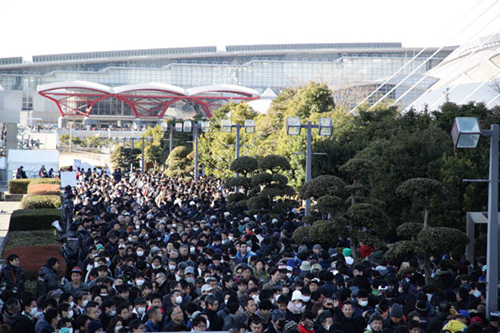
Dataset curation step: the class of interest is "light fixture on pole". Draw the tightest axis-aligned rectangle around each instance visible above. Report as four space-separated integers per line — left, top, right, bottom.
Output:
220 119 257 177
177 120 209 182
286 117 333 216
452 117 498 318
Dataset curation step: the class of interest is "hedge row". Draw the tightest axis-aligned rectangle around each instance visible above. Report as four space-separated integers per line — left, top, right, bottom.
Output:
27 184 60 196
9 178 61 194
20 195 61 209
9 209 61 231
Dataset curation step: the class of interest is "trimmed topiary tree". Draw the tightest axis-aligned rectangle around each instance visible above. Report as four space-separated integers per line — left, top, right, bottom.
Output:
309 220 348 248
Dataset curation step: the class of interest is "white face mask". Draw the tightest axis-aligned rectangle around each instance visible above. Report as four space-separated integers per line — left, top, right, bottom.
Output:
152 264 161 269
473 290 481 298
30 307 38 316
175 295 183 304
286 273 292 278
295 302 303 310
136 279 145 286
115 327 123 333
228 236 234 241
358 300 368 307
302 296 311 303
136 251 144 257
82 299 89 307
70 301 75 308
169 265 176 271
252 295 260 304
190 247 196 253
137 306 146 315
109 310 116 316
127 237 133 242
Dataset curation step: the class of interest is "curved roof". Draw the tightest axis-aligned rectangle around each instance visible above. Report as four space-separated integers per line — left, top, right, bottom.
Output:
187 84 260 97
37 80 112 93
112 82 187 95
37 80 261 119
409 39 500 111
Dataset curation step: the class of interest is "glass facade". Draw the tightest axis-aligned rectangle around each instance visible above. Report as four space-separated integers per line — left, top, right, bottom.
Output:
0 43 456 115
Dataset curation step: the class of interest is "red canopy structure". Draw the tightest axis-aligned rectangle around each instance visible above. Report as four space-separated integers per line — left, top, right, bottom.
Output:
38 81 260 118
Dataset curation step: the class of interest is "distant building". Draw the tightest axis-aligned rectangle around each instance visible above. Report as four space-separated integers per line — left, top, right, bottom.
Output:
0 42 455 127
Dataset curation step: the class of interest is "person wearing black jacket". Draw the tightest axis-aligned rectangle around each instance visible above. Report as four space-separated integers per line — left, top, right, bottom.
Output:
203 295 222 331
332 301 364 333
36 258 60 298
0 254 25 300
162 306 189 331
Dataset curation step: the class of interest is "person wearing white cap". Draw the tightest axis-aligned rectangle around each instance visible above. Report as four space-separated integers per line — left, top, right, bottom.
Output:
286 290 305 322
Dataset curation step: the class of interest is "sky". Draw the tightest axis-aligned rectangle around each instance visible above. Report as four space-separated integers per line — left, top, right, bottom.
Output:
0 0 499 58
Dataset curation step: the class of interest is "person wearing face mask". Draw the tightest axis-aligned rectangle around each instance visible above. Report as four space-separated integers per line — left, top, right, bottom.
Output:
202 295 222 331
132 298 148 322
99 300 117 330
11 296 37 333
286 290 306 323
315 311 333 333
354 289 373 319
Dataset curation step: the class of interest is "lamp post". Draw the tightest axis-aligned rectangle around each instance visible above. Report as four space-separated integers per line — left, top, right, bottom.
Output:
286 117 333 216
452 117 498 317
221 119 256 177
141 135 152 173
176 120 210 181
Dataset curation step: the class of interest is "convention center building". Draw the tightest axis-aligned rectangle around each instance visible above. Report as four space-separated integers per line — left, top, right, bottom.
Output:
0 42 457 128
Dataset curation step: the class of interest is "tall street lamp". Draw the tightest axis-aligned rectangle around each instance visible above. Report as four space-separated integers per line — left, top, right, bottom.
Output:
286 117 333 216
452 117 498 317
176 120 210 181
221 119 256 177
141 135 152 173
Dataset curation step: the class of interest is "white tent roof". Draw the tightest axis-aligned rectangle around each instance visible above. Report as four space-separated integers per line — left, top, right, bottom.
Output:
37 80 112 93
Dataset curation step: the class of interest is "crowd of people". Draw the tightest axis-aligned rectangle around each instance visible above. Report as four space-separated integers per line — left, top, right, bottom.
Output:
0 168 497 333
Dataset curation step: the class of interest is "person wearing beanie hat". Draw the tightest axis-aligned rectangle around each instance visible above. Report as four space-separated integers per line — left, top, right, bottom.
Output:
287 290 305 322
364 313 384 333
343 248 352 257
87 320 103 333
383 303 406 332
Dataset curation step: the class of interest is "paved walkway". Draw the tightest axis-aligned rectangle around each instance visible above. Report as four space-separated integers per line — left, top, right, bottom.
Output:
0 201 21 255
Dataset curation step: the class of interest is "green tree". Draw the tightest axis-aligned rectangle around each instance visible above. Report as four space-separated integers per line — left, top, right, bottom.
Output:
164 146 194 178
199 102 258 179
111 146 141 170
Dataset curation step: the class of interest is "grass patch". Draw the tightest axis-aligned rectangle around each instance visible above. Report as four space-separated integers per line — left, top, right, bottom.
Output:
3 230 58 253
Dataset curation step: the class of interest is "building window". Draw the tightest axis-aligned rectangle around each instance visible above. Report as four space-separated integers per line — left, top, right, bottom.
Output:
22 91 33 111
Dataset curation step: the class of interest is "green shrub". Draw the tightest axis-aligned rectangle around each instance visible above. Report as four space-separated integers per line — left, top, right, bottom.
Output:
20 195 61 209
9 209 61 231
309 220 348 247
292 226 309 245
9 178 60 194
8 179 32 194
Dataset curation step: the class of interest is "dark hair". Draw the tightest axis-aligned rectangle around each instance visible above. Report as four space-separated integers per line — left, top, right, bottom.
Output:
250 316 263 326
192 315 207 327
6 254 18 264
129 319 144 330
47 257 58 267
45 308 59 323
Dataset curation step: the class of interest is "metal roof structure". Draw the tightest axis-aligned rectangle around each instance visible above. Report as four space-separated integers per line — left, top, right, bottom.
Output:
37 81 260 118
